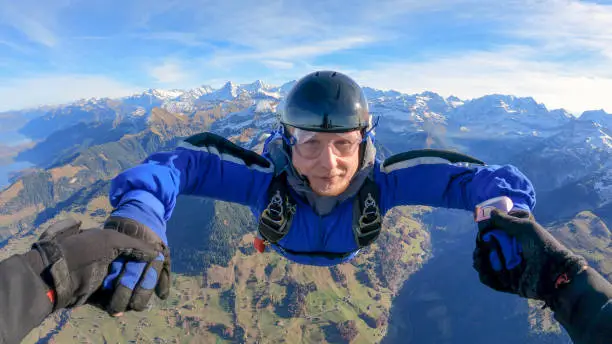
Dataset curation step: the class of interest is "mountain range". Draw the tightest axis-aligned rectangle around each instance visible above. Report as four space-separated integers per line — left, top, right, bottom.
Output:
0 79 611 343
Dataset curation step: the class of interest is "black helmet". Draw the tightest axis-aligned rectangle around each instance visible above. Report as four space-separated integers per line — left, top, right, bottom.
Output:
281 71 370 133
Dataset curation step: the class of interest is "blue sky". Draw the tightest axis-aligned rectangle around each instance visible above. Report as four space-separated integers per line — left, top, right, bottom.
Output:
1 0 612 114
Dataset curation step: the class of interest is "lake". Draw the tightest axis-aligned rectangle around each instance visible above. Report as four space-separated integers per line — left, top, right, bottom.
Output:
0 131 30 145
0 160 33 190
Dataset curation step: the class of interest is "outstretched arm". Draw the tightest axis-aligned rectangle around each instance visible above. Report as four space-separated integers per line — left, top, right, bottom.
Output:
109 133 274 233
378 162 536 212
102 133 275 315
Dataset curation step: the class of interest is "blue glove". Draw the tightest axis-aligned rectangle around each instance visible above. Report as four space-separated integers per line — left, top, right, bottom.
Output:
102 216 170 314
481 230 523 271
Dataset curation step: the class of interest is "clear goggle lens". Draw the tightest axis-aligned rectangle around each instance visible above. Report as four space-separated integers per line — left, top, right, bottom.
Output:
289 128 363 159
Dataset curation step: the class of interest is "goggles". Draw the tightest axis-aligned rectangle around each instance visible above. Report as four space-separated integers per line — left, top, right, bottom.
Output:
280 117 379 160
285 128 363 159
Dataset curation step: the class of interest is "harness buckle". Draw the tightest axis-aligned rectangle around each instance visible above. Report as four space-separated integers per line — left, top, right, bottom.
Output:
358 193 381 231
258 188 295 244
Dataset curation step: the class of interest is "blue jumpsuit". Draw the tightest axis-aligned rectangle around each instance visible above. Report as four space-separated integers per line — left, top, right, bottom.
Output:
108 134 536 267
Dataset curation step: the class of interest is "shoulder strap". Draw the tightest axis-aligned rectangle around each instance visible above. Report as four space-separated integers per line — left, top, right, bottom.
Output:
383 148 485 168
257 172 296 244
184 132 272 168
352 175 382 248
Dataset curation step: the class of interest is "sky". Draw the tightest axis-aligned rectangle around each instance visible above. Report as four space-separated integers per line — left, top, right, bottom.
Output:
1 0 612 114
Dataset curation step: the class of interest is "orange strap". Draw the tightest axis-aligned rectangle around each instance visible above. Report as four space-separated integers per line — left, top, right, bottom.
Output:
254 237 266 253
46 289 56 304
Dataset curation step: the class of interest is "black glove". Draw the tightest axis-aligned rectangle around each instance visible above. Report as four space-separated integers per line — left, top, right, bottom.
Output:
25 218 160 311
101 216 171 314
473 209 588 303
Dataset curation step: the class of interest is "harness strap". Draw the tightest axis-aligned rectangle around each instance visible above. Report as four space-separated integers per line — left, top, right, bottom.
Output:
382 148 485 168
352 176 382 248
257 173 296 244
276 246 356 260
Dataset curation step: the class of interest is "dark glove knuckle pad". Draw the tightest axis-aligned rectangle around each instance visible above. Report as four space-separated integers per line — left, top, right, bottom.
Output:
101 216 171 313
105 217 162 246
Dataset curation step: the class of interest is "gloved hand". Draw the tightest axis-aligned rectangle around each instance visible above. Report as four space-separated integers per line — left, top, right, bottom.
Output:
101 216 171 314
25 218 160 311
473 209 588 302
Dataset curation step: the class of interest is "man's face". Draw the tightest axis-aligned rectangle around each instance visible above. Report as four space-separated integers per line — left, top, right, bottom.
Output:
289 127 362 197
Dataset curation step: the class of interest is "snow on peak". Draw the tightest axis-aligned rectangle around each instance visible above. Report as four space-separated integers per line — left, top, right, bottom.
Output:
141 88 184 100
558 121 612 151
498 100 518 113
453 94 550 122
470 94 546 114
200 81 242 101
550 109 573 120
580 110 612 130
446 96 464 108
184 86 214 99
363 87 402 100
240 80 280 99
242 80 269 93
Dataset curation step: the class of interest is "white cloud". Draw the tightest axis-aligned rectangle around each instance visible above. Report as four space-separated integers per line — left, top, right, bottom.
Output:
507 0 612 62
262 60 295 70
352 47 612 114
2 12 57 47
0 75 141 112
0 0 72 47
149 61 188 84
208 36 375 67
133 0 402 56
267 36 375 60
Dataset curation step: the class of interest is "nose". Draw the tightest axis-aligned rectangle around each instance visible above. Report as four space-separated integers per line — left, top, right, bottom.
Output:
318 143 338 170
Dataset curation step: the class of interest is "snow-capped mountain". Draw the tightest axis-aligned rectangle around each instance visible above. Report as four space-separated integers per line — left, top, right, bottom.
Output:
580 110 612 131
370 92 448 129
362 87 402 100
448 95 572 138
200 81 242 101
512 120 612 193
210 104 278 140
3 78 607 168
